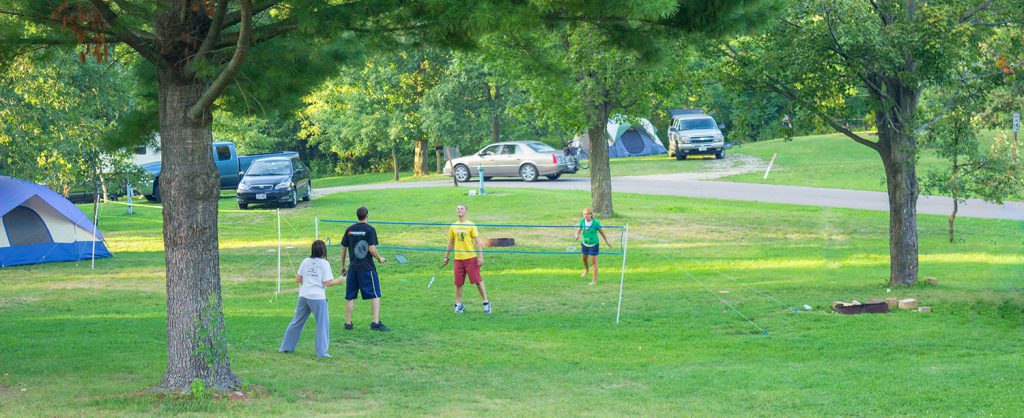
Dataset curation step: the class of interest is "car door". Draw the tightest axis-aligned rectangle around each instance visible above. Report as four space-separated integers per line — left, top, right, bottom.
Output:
501 144 523 176
299 159 309 194
289 159 301 195
475 144 503 176
214 144 239 188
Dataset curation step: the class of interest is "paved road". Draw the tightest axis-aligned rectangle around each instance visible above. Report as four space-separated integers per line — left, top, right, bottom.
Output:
314 174 1024 221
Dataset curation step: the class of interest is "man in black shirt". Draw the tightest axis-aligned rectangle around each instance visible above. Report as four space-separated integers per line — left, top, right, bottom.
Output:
340 206 389 331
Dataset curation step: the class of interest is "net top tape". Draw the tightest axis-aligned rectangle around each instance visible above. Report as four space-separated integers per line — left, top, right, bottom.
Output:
326 244 623 256
320 219 626 229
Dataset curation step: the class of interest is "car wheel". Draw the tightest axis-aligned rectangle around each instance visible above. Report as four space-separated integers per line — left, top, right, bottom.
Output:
238 203 249 210
675 152 686 161
454 165 471 182
519 164 538 182
302 181 311 201
546 173 562 180
715 150 725 159
285 190 297 208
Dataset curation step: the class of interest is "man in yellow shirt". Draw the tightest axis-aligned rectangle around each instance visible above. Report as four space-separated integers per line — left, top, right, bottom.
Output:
442 204 491 314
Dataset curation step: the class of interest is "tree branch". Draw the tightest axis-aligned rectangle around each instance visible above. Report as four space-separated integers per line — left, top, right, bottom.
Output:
722 43 878 150
222 0 281 28
214 20 296 49
188 0 252 122
959 0 993 23
768 82 879 150
87 0 169 71
195 0 228 59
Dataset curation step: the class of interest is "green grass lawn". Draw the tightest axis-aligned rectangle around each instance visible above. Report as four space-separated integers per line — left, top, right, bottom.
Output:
720 131 1021 198
313 171 447 189
1 187 1021 415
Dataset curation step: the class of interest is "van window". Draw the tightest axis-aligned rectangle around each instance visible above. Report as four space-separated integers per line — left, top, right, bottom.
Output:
215 145 231 161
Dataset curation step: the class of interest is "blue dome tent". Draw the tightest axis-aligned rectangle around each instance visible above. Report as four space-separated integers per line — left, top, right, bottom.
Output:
0 176 112 267
606 116 667 158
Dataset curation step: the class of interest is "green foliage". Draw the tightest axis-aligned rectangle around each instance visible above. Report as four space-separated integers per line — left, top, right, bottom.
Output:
190 378 209 401
299 49 448 176
0 49 143 192
920 110 1024 205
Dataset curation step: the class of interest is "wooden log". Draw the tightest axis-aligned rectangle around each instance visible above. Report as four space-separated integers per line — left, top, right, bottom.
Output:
918 306 932 313
834 302 889 315
481 238 515 247
923 277 939 284
886 298 898 308
898 298 919 310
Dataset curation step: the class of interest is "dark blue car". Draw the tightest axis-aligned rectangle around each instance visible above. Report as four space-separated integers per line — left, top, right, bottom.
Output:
236 156 311 209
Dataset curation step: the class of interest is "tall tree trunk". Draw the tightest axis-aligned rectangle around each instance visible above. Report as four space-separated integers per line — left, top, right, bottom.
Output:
392 145 399 181
876 105 919 287
155 76 240 392
587 102 613 217
948 199 958 243
948 156 959 243
491 85 501 143
435 147 442 174
414 140 426 177
98 161 108 203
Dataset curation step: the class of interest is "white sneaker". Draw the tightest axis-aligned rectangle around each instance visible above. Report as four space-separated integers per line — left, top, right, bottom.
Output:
483 301 492 314
454 304 464 314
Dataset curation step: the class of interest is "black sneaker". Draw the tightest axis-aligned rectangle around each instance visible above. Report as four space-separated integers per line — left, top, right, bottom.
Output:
370 322 390 332
344 323 353 330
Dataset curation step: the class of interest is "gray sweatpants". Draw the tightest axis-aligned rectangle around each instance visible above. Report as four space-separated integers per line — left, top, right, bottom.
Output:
280 297 330 357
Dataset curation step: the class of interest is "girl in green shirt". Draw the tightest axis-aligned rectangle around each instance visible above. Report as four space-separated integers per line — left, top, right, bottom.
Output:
575 208 612 285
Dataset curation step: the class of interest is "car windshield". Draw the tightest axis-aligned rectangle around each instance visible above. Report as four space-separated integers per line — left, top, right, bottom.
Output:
526 142 556 153
678 118 717 131
247 160 291 176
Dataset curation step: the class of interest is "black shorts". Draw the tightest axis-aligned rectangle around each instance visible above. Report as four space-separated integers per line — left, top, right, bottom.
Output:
346 270 381 300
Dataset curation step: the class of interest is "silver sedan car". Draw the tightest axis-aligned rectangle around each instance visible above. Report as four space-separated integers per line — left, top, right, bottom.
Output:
443 141 575 182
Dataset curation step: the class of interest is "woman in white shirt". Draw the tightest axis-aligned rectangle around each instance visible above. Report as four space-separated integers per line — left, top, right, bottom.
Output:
280 240 342 358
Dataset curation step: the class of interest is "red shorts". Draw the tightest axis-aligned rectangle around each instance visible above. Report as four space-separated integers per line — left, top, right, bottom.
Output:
453 257 482 286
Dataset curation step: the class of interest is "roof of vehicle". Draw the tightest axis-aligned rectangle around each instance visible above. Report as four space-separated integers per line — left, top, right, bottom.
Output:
249 156 295 162
669 109 704 117
669 109 719 121
487 141 550 145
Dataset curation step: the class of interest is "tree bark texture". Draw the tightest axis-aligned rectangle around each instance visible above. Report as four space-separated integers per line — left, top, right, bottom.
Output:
948 155 960 243
948 199 958 243
874 90 920 287
587 103 613 217
490 85 501 143
414 140 427 177
155 77 240 392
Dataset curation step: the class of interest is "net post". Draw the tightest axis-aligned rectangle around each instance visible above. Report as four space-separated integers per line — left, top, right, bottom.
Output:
315 216 319 240
615 224 629 324
277 208 282 293
91 200 99 270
